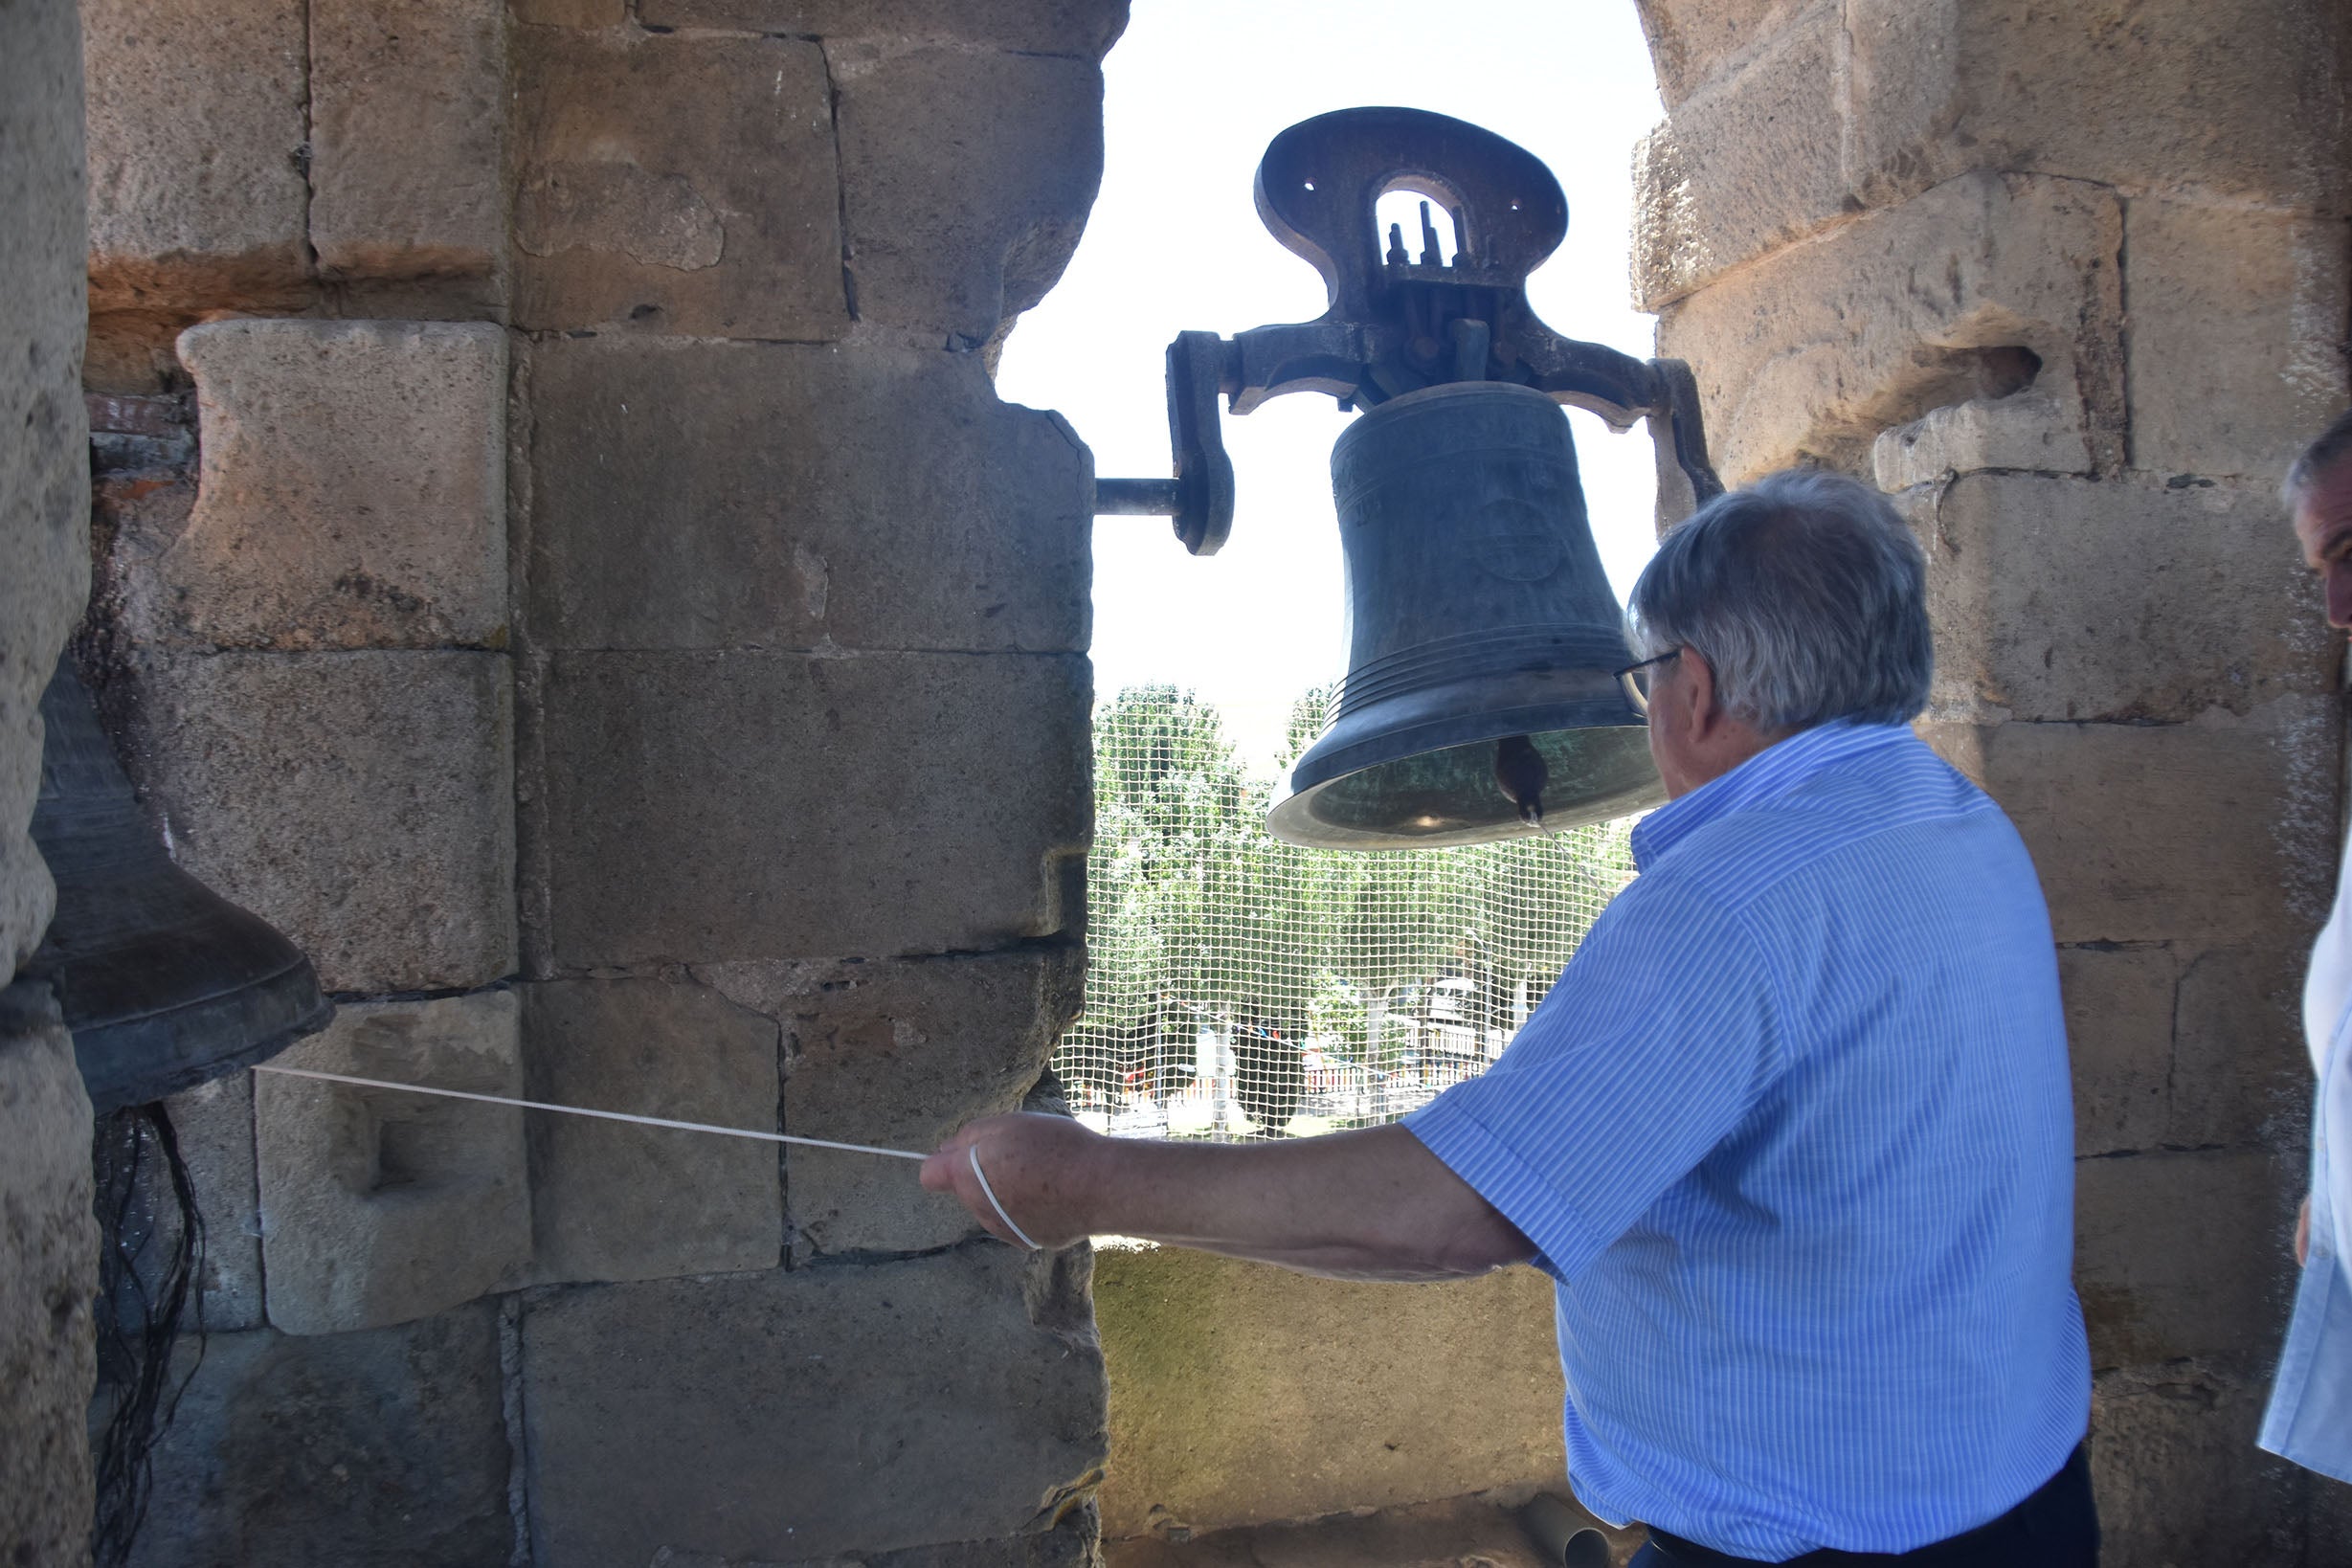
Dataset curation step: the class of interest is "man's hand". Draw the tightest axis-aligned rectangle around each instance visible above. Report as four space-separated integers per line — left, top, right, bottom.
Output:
2298 1195 2312 1268
924 1115 1535 1280
921 1112 1105 1250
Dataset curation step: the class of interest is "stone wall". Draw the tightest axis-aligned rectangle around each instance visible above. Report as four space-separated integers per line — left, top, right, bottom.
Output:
1090 1247 1575 1549
0 0 98 1560
1631 3 2352 1560
66 0 1124 1562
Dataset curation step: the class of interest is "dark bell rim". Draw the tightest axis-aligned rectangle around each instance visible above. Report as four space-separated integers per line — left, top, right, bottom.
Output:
1285 701 1646 798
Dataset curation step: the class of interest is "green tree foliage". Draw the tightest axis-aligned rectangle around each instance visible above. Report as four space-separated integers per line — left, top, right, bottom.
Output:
1064 684 1638 1130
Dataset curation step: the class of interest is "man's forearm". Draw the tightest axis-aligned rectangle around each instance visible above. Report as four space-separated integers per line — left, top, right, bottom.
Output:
922 1115 1535 1280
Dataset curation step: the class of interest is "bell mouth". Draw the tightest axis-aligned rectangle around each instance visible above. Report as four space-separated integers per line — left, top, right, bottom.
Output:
1268 674 1666 850
1268 724 1662 850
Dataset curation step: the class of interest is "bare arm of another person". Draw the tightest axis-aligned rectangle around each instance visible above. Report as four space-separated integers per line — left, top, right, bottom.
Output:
920 1113 1534 1282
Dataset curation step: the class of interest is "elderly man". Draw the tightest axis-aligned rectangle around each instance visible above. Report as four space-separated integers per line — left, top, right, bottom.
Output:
926 469 2096 1565
2262 411 2352 1485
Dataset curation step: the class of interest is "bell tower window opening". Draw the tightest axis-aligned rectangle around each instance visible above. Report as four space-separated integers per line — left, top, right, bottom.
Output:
991 2 1671 1144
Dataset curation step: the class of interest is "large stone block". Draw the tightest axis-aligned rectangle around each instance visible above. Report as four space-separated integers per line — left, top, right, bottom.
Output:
309 0 505 285
521 975 783 1284
1654 172 2123 482
539 649 1089 966
1 0 91 977
699 949 1082 1257
2124 198 2352 481
0 986 98 1566
2172 944 2314 1153
1631 0 1824 107
1091 1245 1564 1538
1626 8 1848 311
79 0 309 311
2058 946 2173 1158
521 1246 1107 1565
153 320 507 650
638 0 1129 56
511 29 844 338
523 338 1089 655
2074 1149 2294 1369
1920 699 2338 947
1870 392 2093 491
124 1304 511 1568
126 649 517 992
256 992 529 1334
1845 0 2352 218
2090 1357 2309 1566
834 44 1104 347
1912 472 2331 723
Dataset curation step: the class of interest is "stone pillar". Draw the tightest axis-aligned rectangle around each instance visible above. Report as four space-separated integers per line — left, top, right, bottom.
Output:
1631 3 2351 1560
0 0 97 1558
503 5 1112 1558
74 0 1121 1562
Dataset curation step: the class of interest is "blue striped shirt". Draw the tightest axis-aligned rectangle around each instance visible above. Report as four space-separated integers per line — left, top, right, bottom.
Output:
1405 722 2089 1558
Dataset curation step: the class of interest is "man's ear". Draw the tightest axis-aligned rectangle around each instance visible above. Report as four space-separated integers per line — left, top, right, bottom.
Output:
1678 647 1723 735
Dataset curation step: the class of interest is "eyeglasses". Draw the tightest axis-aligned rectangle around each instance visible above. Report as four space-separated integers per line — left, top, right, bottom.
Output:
1612 648 1680 716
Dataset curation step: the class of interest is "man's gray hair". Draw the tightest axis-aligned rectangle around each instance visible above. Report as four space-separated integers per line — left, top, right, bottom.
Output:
2284 408 2352 511
1627 468 1932 732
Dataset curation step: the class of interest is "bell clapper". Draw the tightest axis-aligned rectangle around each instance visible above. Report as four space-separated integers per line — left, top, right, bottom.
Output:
1492 734 1547 830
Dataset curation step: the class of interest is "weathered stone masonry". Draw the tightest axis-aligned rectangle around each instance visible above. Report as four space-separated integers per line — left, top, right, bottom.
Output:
52 0 1126 1563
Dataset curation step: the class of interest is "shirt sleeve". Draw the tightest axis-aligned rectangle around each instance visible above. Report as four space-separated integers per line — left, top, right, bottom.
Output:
1402 867 1785 1282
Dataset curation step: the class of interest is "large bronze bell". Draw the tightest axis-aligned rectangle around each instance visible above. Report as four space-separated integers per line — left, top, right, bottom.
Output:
1266 381 1663 849
21 658 329 1111
1091 106 1724 851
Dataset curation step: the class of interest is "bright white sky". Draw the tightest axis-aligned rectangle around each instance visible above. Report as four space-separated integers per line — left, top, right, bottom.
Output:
997 0 1667 774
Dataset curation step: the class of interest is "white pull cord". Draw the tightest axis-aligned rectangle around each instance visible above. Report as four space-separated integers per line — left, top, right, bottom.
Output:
967 1144 1040 1250
251 1063 1042 1246
253 1063 927 1157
